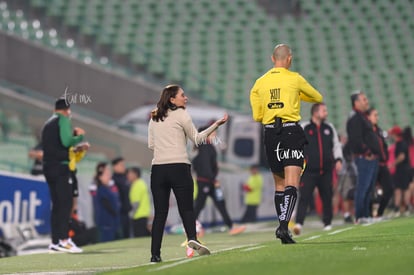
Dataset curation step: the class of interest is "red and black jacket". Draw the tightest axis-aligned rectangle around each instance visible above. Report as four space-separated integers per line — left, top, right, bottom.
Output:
302 120 343 174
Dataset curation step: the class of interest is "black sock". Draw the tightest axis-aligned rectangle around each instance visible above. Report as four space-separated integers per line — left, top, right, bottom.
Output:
274 191 284 219
279 186 297 230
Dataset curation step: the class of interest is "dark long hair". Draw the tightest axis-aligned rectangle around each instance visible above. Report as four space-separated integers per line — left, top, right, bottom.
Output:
365 107 376 115
151 84 182 122
94 161 108 186
403 126 413 145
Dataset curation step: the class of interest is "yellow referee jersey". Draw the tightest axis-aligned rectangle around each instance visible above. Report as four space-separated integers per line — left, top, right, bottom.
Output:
250 67 323 124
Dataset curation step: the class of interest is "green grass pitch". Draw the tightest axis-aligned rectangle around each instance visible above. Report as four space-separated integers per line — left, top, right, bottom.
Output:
1 217 413 275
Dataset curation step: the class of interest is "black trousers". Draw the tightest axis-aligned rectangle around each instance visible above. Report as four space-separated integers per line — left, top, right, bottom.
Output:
44 163 73 244
194 180 233 228
376 165 394 216
132 217 150 237
296 170 333 226
150 163 197 257
120 212 131 238
241 205 258 223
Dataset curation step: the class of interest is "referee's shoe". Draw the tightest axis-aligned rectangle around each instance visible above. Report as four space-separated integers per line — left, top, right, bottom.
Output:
276 227 296 244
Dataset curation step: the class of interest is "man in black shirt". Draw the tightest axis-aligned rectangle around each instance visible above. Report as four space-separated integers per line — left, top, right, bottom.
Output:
42 98 85 253
192 126 245 235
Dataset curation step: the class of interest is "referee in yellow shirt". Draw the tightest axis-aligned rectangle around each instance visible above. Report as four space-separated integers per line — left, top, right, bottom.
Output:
250 44 323 244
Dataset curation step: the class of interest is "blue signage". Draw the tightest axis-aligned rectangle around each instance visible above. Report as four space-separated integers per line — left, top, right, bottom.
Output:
0 172 51 236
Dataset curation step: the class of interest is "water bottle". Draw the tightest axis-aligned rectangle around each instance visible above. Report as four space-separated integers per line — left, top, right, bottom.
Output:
215 187 224 201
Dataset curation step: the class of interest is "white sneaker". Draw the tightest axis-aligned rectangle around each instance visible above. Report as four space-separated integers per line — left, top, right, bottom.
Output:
48 243 63 253
187 240 210 256
54 242 73 253
67 238 83 253
293 224 302 235
323 225 332 231
56 240 82 253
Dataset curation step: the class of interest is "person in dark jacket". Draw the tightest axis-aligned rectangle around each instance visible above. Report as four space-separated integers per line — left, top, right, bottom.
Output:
112 157 131 238
293 103 343 235
42 98 84 253
192 126 246 235
366 108 393 218
95 162 121 242
346 91 380 223
388 126 411 216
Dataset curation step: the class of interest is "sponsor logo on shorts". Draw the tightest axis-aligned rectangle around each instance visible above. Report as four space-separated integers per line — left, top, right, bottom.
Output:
274 142 304 162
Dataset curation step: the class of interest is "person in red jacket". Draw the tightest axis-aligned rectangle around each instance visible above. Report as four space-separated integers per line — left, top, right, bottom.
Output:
293 103 343 235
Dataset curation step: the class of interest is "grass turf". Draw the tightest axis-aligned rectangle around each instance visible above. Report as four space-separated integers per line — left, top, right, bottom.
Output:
1 217 413 275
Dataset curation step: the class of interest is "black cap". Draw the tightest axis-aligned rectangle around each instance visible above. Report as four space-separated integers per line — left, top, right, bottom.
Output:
111 157 124 166
55 98 70 110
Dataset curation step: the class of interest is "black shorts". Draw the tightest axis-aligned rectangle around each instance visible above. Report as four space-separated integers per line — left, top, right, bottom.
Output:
393 169 411 190
264 123 307 174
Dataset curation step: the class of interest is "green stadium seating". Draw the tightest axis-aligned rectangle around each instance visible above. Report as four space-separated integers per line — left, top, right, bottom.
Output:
1 0 413 132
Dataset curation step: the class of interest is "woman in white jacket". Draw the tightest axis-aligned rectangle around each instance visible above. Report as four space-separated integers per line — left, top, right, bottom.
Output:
148 84 228 263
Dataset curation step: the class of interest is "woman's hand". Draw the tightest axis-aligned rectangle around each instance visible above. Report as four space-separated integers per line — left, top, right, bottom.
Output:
215 113 228 126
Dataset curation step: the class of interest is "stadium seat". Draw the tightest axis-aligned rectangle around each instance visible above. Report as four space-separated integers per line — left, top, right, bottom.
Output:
29 0 47 9
0 0 408 130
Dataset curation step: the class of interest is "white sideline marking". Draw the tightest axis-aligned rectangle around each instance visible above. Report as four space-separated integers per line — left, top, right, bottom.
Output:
302 235 321 241
149 256 204 272
241 245 266 252
149 244 256 272
328 227 354 235
212 244 257 253
302 226 355 241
